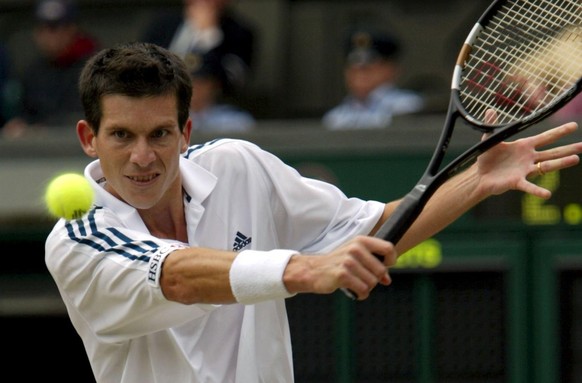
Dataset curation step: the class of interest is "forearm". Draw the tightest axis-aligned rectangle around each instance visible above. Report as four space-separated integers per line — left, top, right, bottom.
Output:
390 163 484 253
160 247 237 304
160 248 297 305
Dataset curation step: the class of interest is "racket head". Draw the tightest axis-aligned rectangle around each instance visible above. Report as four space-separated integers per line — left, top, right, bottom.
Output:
452 0 582 132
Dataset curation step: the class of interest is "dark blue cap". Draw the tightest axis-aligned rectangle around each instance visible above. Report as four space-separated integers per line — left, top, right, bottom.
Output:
346 30 401 65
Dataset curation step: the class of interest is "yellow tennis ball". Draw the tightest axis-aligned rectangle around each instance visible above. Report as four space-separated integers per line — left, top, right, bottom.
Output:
45 173 94 220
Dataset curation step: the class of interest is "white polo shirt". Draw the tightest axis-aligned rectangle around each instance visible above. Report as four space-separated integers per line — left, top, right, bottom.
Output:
45 139 384 383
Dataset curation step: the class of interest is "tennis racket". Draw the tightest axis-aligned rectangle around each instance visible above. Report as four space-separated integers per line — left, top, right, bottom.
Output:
344 0 582 299
376 0 582 243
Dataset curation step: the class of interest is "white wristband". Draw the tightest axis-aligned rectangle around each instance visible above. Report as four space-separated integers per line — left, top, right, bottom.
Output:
229 249 297 304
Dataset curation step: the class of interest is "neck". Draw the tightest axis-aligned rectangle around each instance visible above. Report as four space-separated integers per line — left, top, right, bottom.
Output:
140 191 189 243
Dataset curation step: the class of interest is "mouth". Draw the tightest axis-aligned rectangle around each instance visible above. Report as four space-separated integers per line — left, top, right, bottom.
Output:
127 174 159 184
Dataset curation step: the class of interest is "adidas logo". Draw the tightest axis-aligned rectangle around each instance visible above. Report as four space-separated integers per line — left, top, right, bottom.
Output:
232 231 252 251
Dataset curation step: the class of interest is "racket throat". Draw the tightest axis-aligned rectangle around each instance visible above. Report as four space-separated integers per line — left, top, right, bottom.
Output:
375 182 435 245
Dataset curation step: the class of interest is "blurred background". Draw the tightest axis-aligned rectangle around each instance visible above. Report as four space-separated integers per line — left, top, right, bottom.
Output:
0 0 494 120
1 0 582 382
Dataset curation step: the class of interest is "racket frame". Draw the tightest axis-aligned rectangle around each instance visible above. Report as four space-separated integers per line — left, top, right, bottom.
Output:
375 0 582 244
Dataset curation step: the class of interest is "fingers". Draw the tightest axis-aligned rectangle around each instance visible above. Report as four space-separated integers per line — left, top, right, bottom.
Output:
531 121 578 148
335 236 398 300
516 178 552 200
484 108 498 124
478 118 582 202
480 109 498 141
529 123 582 177
535 141 582 164
532 153 581 178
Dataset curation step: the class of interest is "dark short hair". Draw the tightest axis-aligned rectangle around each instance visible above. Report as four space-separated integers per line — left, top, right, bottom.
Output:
79 42 192 132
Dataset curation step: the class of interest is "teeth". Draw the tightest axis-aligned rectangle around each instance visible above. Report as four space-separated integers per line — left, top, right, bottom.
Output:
130 175 155 182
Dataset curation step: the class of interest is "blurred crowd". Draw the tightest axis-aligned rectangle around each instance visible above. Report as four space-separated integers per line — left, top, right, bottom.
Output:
0 0 259 139
0 0 435 140
2 0 579 140
1 0 98 139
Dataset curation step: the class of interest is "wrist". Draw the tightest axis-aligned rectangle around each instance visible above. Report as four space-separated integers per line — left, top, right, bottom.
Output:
229 249 297 304
282 254 313 294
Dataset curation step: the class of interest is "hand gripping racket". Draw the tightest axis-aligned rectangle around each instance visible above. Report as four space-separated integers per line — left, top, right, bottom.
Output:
345 0 582 299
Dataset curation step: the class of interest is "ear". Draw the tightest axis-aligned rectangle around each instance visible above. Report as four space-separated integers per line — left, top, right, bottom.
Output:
180 119 193 153
77 120 98 158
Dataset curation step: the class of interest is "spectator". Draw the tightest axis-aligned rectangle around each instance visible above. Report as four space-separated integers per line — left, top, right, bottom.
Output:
188 50 255 132
1 0 99 139
0 43 17 127
322 29 425 130
141 0 255 100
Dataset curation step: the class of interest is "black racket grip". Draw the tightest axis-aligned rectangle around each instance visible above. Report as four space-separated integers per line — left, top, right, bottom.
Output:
341 191 424 300
375 191 424 244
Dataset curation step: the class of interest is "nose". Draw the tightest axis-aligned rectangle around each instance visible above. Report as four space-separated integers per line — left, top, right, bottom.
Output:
130 138 156 167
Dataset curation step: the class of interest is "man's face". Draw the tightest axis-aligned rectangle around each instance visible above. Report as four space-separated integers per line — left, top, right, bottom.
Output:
80 94 191 211
345 60 398 101
33 23 76 59
190 77 220 112
185 0 230 8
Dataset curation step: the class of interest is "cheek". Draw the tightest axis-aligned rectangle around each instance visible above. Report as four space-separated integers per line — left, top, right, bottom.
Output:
97 147 128 176
167 154 182 176
100 158 121 180
157 146 181 171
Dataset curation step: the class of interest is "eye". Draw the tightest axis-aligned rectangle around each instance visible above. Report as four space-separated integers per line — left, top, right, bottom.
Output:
112 130 128 139
152 129 169 139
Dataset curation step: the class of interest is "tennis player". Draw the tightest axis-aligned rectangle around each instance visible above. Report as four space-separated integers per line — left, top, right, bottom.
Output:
45 42 582 383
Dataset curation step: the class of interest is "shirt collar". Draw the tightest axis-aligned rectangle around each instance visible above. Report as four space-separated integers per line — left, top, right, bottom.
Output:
84 157 217 229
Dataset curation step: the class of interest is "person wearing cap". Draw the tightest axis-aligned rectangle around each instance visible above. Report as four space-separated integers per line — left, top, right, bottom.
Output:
322 29 425 130
0 42 16 127
188 50 255 132
140 0 255 101
1 0 100 139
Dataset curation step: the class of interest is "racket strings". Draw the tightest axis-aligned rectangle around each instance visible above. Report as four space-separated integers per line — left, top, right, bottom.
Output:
459 0 582 125
475 1 579 117
495 0 581 92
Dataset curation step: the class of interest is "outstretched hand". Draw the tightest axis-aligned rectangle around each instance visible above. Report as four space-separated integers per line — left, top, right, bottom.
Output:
476 121 582 199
